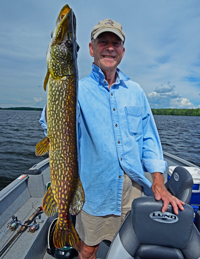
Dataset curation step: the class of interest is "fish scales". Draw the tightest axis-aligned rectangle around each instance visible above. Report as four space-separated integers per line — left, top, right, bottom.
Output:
35 5 84 252
48 77 77 206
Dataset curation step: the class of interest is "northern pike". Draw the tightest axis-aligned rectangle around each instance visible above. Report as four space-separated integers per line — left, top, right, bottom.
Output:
35 5 84 251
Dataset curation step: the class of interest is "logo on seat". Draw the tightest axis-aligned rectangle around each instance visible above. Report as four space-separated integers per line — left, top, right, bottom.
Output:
174 172 180 181
149 211 179 223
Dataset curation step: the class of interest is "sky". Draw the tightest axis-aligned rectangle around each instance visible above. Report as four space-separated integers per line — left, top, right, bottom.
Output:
0 0 200 109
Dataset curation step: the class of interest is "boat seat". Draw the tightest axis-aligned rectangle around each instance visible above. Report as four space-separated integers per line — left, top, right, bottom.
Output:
106 166 200 259
165 166 193 203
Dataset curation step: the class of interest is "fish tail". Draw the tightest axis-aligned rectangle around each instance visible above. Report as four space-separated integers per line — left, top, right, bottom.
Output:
53 218 80 251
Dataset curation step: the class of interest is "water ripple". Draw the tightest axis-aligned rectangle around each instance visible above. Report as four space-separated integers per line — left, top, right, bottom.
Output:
154 115 200 167
0 110 48 190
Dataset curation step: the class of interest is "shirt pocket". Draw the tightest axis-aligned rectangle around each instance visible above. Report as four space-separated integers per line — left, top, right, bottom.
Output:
124 106 143 135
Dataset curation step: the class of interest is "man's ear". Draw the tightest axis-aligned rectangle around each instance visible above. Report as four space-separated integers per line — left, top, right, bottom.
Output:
89 42 94 57
122 47 125 59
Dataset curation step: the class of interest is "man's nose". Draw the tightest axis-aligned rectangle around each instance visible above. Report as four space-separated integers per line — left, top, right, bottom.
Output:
107 42 114 51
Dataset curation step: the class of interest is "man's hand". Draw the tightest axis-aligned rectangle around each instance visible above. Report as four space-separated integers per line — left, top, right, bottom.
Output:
151 172 185 215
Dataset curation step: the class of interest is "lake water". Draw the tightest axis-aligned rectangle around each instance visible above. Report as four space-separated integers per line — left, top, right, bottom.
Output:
154 115 200 167
0 110 48 190
0 110 200 191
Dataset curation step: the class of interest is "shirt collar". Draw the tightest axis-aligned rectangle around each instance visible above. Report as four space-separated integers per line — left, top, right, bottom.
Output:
91 63 130 86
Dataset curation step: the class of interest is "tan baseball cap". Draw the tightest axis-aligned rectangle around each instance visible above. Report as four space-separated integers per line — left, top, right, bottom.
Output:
91 19 125 42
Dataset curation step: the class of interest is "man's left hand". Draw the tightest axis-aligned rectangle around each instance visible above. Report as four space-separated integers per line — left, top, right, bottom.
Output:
151 172 185 215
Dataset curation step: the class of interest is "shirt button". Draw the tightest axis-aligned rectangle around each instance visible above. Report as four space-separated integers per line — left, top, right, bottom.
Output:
111 93 113 96
104 80 106 83
119 175 121 178
115 124 118 127
121 158 123 161
113 108 115 111
118 141 120 144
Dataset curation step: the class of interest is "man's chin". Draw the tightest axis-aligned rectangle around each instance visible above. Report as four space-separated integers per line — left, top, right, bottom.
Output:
100 61 117 71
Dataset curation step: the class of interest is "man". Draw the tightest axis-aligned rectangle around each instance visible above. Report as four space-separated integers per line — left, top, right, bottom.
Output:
40 19 185 259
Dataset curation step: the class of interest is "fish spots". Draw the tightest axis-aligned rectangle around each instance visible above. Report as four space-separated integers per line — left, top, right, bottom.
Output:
63 214 68 220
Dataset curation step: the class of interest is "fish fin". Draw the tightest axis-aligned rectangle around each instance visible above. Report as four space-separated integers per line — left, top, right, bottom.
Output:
69 178 85 215
53 218 80 251
42 186 57 216
35 137 50 156
43 70 50 91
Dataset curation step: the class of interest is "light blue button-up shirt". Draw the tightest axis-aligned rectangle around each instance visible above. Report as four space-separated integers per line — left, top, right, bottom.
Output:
39 106 47 136
39 64 167 217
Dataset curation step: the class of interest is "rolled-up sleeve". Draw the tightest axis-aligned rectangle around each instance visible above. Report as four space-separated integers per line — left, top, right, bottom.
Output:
141 92 167 173
39 106 47 136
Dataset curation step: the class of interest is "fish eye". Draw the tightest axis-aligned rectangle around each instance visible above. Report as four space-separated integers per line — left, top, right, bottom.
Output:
66 40 72 48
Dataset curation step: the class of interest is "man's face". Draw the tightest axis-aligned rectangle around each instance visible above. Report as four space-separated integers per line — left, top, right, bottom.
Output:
89 32 125 74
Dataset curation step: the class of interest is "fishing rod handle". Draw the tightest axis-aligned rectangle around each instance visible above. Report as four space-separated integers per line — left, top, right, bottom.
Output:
17 206 43 233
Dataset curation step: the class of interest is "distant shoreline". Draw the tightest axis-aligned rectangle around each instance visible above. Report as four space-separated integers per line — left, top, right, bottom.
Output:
0 107 42 111
0 107 200 116
152 108 200 116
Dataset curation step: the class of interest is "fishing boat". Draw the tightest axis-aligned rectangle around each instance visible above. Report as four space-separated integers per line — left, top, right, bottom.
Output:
0 151 200 259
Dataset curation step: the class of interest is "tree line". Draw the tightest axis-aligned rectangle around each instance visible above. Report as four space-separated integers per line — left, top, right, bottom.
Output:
0 107 42 111
151 108 200 116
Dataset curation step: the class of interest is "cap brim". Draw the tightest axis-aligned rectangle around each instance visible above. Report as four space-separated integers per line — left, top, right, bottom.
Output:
93 28 124 42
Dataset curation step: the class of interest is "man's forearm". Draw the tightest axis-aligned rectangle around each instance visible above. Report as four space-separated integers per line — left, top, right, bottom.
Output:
151 172 164 184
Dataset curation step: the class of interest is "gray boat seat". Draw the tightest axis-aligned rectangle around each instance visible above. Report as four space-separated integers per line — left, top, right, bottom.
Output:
106 167 200 259
165 166 193 203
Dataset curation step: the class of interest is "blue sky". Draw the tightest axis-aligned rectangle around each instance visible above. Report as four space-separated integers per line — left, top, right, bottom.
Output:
0 0 200 108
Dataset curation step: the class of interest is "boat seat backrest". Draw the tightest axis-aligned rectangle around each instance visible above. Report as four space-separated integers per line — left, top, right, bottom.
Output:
117 197 200 259
165 166 193 203
132 197 194 249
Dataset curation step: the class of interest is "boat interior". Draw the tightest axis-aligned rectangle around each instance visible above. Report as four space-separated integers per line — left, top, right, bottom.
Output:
0 151 199 259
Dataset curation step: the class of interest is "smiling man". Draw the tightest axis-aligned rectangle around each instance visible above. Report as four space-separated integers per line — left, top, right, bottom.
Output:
75 19 185 259
39 18 185 259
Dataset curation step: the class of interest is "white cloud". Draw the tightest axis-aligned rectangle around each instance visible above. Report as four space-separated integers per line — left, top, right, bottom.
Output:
155 82 175 93
147 82 195 108
170 98 194 108
34 97 43 103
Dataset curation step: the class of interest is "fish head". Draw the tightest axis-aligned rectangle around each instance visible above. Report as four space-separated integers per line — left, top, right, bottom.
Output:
47 5 78 79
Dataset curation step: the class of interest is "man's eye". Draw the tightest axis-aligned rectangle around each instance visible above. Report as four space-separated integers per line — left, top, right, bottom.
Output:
114 42 120 46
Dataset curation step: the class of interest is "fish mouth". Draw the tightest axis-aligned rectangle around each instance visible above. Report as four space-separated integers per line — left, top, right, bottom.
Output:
59 5 71 20
53 4 76 42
